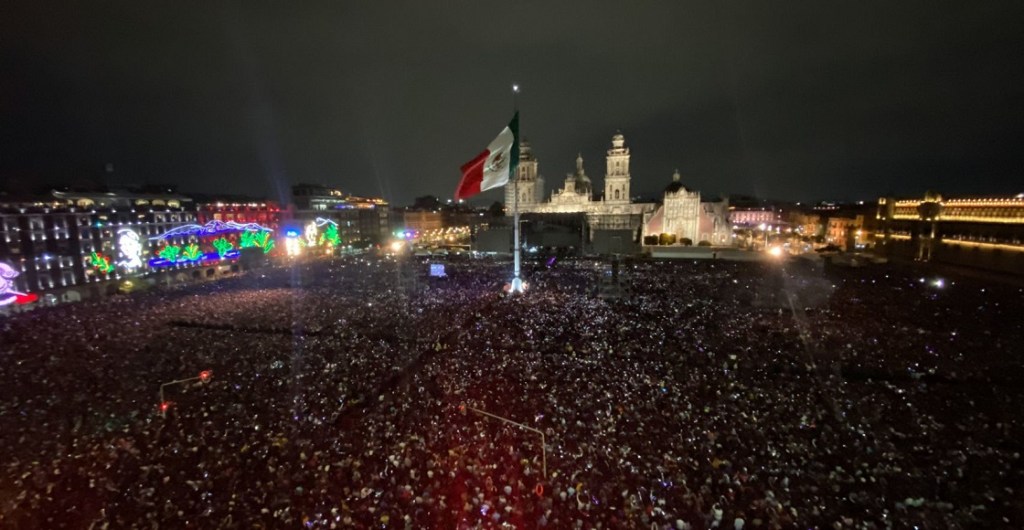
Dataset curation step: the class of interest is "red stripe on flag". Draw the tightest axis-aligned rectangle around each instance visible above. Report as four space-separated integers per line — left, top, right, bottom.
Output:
455 149 489 200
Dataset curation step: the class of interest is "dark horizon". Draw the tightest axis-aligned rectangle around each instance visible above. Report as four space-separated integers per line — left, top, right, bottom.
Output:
3 1 1023 205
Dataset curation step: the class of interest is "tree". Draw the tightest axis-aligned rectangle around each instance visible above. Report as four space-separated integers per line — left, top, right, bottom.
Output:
489 201 505 217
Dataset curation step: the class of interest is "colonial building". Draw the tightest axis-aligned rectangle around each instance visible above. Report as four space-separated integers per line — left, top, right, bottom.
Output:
504 140 545 209
643 170 700 244
290 184 391 247
826 215 867 250
1 184 393 312
641 170 730 246
512 132 657 242
728 206 778 227
0 189 203 310
877 193 1024 275
698 198 732 245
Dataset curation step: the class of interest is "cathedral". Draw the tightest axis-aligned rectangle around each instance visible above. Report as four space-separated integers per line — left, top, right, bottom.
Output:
507 132 657 238
505 132 726 246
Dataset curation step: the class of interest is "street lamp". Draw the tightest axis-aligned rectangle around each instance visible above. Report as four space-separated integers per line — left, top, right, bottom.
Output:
463 404 546 478
159 370 213 418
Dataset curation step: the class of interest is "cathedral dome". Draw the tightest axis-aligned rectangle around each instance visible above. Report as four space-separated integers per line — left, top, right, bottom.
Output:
664 169 687 194
575 176 592 195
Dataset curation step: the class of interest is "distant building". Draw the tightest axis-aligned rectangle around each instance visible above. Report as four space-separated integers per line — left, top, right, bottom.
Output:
826 215 866 250
728 206 778 227
198 201 282 231
785 211 823 239
498 132 729 252
504 140 545 209
877 192 1024 274
402 211 443 233
511 133 658 247
289 184 390 247
643 170 700 244
0 189 203 309
698 198 732 245
0 183 394 311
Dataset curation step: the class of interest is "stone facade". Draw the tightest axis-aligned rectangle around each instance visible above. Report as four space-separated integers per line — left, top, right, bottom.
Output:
511 133 656 241
503 140 545 210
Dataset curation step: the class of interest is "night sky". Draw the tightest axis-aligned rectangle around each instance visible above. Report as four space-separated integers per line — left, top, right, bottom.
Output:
2 1 1022 205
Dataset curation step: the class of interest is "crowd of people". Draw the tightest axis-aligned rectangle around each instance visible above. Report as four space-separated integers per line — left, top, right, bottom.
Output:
1 255 1021 529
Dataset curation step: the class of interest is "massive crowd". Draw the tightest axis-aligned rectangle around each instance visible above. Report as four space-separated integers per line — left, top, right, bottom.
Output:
1 255 1022 529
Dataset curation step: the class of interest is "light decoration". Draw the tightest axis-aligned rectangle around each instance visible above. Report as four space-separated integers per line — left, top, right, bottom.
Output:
321 223 340 246
88 251 115 274
240 230 275 254
182 243 202 261
0 262 38 305
304 221 319 247
148 248 240 268
158 245 182 262
318 219 340 247
212 237 234 258
285 232 302 257
942 239 1024 253
116 228 143 271
149 220 274 241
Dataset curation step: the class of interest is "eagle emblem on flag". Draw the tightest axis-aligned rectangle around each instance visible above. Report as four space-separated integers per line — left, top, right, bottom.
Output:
485 149 507 173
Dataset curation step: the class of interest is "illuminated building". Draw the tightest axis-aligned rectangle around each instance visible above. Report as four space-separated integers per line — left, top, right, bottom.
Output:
0 184 392 309
826 215 867 250
643 172 730 247
503 139 545 209
290 184 390 249
877 192 1024 275
643 170 701 245
785 212 823 239
698 198 732 245
728 207 778 227
402 211 444 233
197 201 282 232
0 189 198 307
493 133 728 253
511 133 657 243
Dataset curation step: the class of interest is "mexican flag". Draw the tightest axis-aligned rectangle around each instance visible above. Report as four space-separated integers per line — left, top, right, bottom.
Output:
455 112 519 200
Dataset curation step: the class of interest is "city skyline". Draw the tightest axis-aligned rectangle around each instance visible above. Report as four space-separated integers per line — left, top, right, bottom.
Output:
3 2 1022 205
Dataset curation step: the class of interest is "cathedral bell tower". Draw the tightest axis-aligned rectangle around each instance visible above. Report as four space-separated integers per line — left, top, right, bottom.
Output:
504 139 544 210
604 132 630 203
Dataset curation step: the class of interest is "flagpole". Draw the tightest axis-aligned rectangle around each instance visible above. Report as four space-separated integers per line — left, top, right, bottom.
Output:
511 83 523 293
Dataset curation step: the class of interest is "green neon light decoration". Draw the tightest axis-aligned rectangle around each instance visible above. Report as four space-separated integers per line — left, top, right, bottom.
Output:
158 245 182 262
88 251 114 273
240 230 275 254
212 237 234 258
182 243 201 261
319 224 340 247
